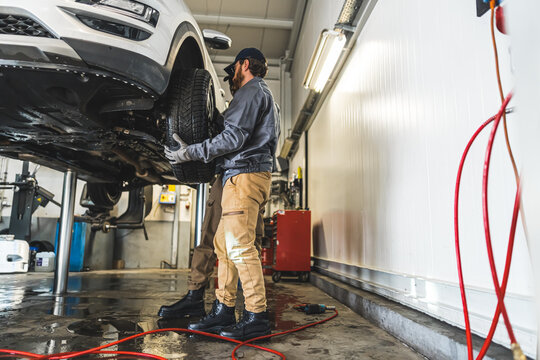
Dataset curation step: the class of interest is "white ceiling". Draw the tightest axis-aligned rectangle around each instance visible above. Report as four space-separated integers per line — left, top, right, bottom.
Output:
184 0 303 79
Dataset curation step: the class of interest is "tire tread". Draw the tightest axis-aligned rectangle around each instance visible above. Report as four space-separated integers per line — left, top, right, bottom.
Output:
167 69 216 184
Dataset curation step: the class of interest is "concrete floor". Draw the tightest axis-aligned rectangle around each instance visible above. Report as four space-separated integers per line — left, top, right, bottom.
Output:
0 269 426 359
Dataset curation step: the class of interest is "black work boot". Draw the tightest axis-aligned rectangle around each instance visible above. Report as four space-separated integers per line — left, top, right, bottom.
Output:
219 309 271 340
158 287 205 318
187 300 236 333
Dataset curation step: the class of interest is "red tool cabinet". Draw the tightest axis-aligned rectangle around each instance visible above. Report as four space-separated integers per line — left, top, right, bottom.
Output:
271 210 311 282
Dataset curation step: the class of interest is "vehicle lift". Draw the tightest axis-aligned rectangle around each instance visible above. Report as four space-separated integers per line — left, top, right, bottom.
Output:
1 161 208 295
40 169 159 295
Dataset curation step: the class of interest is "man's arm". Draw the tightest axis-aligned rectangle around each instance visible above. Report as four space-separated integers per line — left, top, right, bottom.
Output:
186 86 262 163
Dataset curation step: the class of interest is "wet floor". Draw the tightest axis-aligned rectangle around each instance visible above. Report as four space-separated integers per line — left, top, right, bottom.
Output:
0 269 425 359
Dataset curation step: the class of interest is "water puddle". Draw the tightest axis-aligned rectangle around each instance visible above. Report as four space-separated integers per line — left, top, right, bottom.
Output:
67 317 142 338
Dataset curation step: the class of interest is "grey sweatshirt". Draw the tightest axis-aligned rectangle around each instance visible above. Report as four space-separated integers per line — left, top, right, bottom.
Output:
186 77 280 184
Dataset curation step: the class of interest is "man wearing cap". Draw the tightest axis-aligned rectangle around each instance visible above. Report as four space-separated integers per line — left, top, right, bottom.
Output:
157 54 266 320
164 48 279 340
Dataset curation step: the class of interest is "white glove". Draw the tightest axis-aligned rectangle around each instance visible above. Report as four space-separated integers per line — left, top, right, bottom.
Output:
164 133 193 164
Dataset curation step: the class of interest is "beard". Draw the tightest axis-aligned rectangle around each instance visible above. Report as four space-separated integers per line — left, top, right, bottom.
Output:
228 78 236 96
230 67 244 96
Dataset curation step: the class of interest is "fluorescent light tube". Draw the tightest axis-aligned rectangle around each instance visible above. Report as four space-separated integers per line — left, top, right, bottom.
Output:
303 30 346 92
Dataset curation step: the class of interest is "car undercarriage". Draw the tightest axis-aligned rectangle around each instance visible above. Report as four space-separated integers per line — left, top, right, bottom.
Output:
0 63 175 188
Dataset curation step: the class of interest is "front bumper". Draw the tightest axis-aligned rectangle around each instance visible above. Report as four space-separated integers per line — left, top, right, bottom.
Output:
0 35 160 99
0 0 174 94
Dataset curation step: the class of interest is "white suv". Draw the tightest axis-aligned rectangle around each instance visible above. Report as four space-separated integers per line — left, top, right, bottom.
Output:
0 0 230 211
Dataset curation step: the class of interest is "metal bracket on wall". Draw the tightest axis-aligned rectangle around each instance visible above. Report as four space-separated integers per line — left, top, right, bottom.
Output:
476 0 491 17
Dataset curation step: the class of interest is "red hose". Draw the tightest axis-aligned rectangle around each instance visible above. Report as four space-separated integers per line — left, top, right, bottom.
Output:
475 181 521 360
481 93 517 344
477 102 520 359
454 115 497 360
0 308 338 360
0 350 42 358
0 349 166 360
454 93 519 359
231 309 339 360
32 328 284 360
476 186 521 360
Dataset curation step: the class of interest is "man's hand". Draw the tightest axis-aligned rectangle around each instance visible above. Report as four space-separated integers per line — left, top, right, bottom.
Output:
164 134 192 164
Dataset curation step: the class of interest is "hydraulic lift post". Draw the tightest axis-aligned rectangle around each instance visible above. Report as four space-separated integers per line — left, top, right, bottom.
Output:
53 170 77 295
170 186 181 268
194 183 208 248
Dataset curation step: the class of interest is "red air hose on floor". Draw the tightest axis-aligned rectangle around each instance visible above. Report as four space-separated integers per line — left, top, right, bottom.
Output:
0 308 338 360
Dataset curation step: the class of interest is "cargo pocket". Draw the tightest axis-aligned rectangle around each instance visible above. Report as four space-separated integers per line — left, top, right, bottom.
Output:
223 210 245 216
222 209 250 257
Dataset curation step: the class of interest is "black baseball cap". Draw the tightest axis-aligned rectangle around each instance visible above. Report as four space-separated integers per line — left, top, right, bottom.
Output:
224 47 267 80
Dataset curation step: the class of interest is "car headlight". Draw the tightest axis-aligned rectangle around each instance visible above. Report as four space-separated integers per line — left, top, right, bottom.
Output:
76 0 159 27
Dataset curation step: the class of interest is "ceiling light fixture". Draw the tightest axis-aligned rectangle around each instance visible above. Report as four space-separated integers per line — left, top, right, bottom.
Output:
303 30 346 93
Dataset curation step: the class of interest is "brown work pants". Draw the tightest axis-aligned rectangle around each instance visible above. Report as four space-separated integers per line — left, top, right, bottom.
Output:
214 172 271 313
188 175 264 291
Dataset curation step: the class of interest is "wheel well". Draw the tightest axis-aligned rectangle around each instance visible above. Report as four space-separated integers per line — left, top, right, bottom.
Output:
171 36 204 75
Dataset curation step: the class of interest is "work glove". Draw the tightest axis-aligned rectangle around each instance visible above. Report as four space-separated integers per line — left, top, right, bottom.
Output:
164 133 192 164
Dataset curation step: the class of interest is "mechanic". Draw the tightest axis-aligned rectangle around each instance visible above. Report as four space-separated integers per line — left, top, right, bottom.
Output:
164 47 279 340
158 67 267 319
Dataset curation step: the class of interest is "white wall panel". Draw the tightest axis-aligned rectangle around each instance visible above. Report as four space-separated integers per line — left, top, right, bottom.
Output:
307 0 535 355
508 0 540 354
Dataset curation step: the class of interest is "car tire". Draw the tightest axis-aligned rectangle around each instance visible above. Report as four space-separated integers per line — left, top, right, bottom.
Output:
167 68 217 184
87 183 122 209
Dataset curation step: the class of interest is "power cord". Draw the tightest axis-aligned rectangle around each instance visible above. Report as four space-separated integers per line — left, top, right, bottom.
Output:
490 0 519 184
